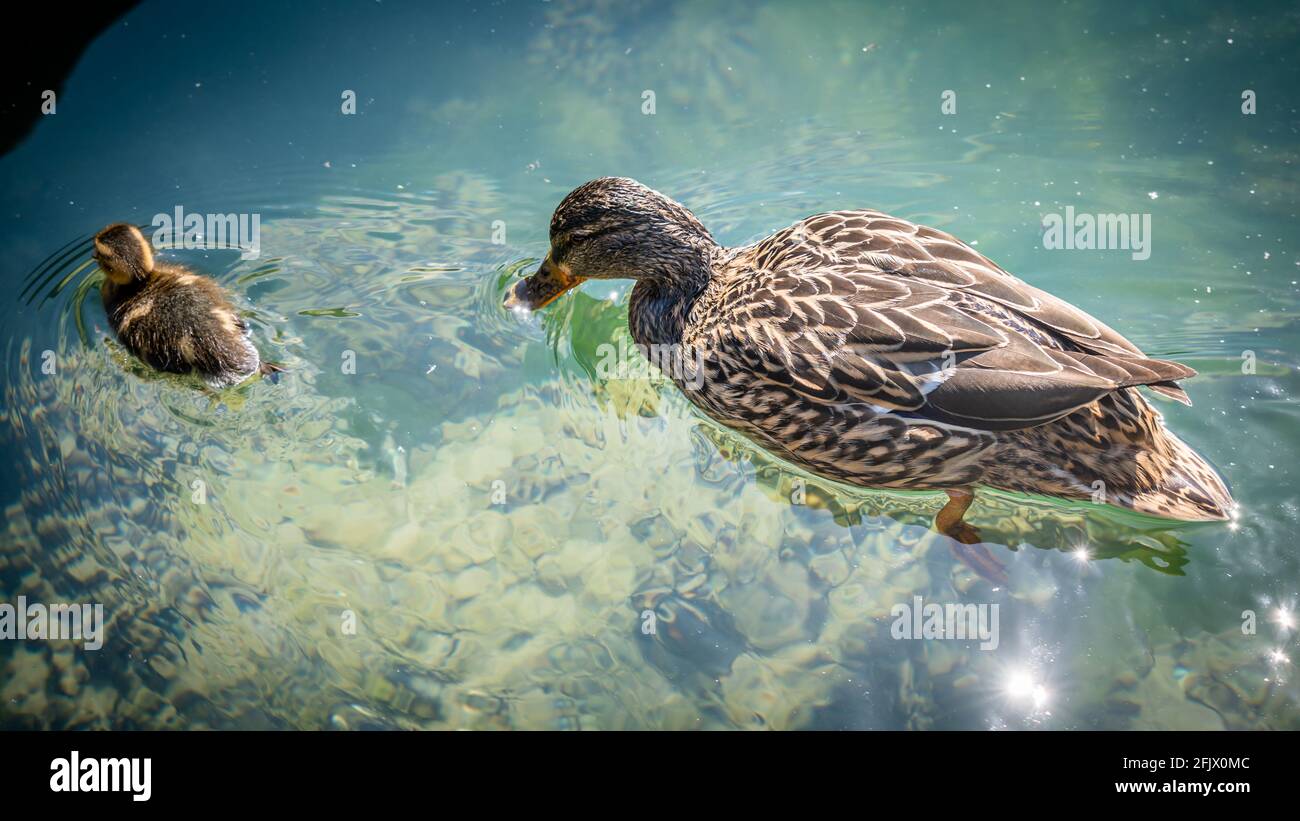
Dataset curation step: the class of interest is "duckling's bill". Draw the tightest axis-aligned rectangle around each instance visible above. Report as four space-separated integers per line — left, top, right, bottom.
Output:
504 256 586 311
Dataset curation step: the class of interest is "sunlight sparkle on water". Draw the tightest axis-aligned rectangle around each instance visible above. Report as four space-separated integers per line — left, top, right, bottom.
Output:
1005 669 1050 710
1273 608 1295 631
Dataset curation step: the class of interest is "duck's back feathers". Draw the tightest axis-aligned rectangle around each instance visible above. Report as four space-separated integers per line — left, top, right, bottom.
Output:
102 263 261 387
705 210 1196 433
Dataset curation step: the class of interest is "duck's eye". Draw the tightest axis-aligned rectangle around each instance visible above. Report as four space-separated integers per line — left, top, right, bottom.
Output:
570 222 626 248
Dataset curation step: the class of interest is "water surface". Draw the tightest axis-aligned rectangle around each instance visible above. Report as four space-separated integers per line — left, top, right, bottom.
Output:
2 0 1298 729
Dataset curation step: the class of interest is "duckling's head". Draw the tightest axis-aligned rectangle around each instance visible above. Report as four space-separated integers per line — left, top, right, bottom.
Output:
504 177 717 311
93 223 155 285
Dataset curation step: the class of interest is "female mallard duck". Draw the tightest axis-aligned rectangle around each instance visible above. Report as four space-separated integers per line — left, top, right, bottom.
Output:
94 223 282 388
505 178 1234 576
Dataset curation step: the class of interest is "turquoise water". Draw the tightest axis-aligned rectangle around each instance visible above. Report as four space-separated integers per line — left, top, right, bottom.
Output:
1 0 1298 729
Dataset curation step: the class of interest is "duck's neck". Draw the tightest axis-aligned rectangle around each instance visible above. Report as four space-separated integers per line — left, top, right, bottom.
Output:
628 241 723 347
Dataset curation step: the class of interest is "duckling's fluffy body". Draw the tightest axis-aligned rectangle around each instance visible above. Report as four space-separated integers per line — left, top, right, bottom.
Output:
95 223 270 388
506 178 1235 525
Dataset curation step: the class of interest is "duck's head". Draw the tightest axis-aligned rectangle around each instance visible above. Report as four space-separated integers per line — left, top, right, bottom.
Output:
504 177 716 311
93 223 155 285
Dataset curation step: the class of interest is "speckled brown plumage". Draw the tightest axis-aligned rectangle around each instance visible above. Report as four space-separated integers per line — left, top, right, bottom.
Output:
95 223 279 389
505 178 1235 526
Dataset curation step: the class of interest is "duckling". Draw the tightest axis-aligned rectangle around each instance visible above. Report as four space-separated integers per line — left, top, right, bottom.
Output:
93 223 282 388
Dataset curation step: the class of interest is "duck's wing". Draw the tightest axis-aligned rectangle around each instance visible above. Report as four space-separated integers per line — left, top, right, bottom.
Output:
708 212 1194 432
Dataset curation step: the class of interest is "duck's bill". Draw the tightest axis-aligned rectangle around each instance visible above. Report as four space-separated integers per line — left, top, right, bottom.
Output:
503 258 586 311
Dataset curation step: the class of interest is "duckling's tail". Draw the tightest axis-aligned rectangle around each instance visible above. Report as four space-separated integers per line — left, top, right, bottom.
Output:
1124 430 1236 522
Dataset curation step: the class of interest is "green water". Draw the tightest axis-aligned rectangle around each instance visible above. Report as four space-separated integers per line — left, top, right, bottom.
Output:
1 0 1298 729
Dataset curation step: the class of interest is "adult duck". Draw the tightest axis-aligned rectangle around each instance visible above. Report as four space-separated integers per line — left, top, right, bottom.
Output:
504 178 1234 578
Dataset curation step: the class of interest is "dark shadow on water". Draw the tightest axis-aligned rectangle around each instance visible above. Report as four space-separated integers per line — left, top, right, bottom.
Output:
0 3 140 157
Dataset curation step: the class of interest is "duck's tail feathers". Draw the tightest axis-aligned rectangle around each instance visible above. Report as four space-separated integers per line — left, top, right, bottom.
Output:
1147 380 1192 405
1123 431 1236 521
